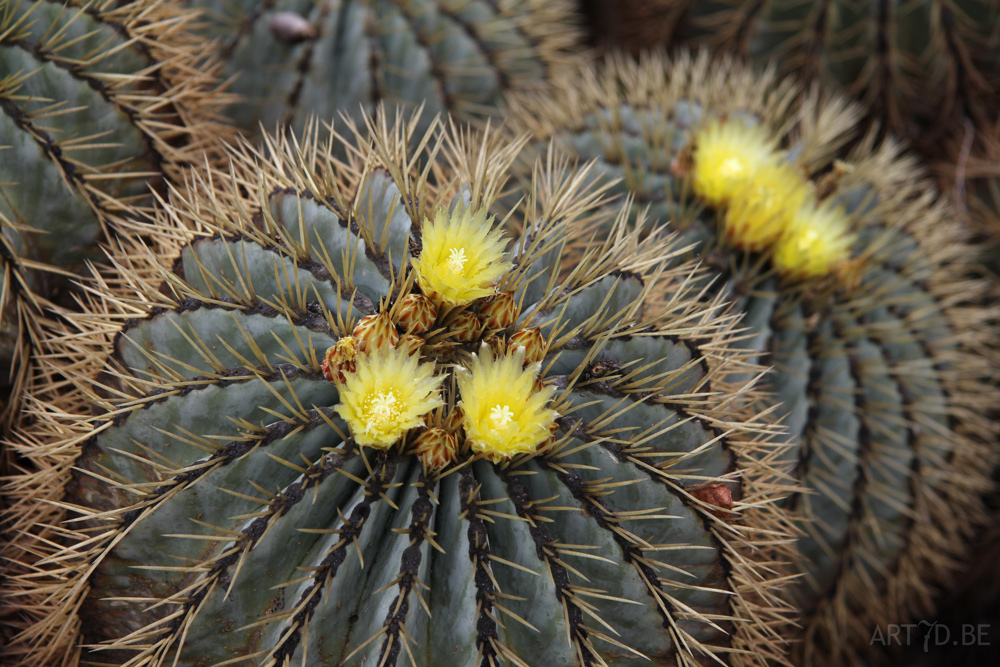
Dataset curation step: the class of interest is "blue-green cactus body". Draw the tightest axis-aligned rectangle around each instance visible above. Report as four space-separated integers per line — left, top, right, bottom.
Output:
502 53 998 665
56 119 791 666
184 0 578 136
0 0 230 420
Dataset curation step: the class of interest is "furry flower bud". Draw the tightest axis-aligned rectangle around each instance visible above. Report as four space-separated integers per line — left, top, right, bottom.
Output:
413 428 457 471
321 336 358 385
449 310 482 343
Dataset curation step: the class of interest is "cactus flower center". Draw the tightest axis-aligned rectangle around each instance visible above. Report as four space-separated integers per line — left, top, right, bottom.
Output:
335 346 444 449
365 391 400 431
412 204 511 307
489 404 515 433
446 247 468 275
772 198 856 280
720 156 745 178
692 118 778 207
456 345 558 462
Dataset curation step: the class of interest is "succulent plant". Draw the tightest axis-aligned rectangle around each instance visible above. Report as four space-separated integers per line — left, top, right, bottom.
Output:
2 114 797 666
590 1 1000 154
0 0 233 425
501 52 1000 665
182 0 580 137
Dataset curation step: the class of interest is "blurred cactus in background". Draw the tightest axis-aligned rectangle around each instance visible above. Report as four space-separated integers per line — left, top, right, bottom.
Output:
585 1 1000 145
183 0 581 137
502 51 1000 665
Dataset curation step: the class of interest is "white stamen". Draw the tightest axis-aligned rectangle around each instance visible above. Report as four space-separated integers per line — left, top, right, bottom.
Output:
446 247 468 274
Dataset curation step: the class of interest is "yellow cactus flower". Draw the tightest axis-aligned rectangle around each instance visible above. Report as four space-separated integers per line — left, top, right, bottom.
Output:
772 198 856 281
456 345 558 462
692 118 779 208
335 346 444 449
723 162 811 251
411 203 511 307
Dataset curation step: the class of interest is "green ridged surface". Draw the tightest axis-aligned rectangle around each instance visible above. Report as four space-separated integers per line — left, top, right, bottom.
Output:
2 0 165 285
0 0 228 422
185 0 577 135
502 53 998 665
600 0 1000 139
61 120 790 666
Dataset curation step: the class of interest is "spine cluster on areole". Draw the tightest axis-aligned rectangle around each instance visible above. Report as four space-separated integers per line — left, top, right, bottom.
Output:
0 116 798 667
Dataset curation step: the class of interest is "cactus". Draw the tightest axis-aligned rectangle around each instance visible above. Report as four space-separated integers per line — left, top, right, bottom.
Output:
182 0 580 137
501 52 1000 665
593 1 1000 153
0 0 233 425
2 114 797 666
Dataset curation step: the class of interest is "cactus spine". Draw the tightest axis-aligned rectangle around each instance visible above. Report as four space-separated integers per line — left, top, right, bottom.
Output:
182 0 581 136
596 1 1000 144
0 0 233 425
502 52 1000 665
2 113 796 666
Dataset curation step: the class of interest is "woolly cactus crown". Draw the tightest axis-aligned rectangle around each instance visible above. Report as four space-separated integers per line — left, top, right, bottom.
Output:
502 52 1000 665
3 113 797 666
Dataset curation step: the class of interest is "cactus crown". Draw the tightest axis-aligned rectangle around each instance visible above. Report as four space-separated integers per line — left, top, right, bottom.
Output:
5 113 796 666
502 52 1000 665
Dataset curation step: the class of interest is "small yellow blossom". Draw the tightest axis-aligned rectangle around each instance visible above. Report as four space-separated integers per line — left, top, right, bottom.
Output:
723 162 811 251
692 118 780 208
456 345 558 462
772 198 856 281
411 203 511 307
335 346 444 449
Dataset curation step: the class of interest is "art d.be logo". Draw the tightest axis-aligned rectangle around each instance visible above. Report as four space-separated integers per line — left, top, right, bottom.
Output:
870 622 991 651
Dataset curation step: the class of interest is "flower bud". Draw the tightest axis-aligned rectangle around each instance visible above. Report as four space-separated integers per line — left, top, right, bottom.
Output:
449 310 482 343
484 334 506 357
398 333 425 354
688 483 735 519
508 327 547 364
321 336 358 385
478 291 519 331
413 428 457 472
395 293 437 334
353 312 399 353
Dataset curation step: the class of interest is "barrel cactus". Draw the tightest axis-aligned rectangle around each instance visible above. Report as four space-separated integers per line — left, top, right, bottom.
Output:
591 0 1000 152
183 0 580 137
3 114 797 665
501 52 1000 664
0 0 233 424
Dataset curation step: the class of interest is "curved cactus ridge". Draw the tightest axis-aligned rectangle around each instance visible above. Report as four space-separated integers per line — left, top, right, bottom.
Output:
4 113 798 666
501 52 1000 665
594 0 1000 146
182 0 580 137
0 0 234 424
